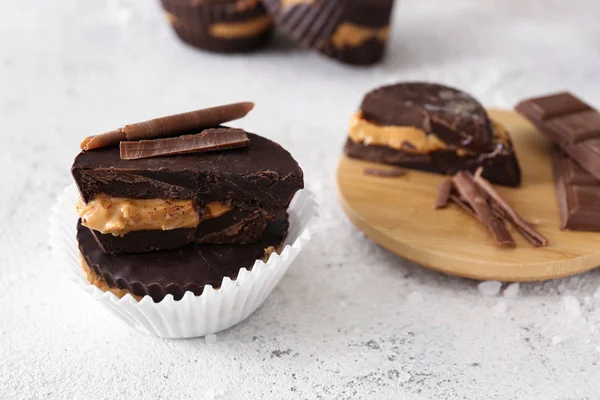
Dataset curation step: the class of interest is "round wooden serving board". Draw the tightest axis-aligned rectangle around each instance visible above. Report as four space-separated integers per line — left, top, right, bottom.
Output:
337 110 600 282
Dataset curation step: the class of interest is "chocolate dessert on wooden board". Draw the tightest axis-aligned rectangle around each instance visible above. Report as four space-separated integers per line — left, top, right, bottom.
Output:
78 214 289 302
344 82 522 187
160 0 273 53
73 132 303 253
261 0 395 65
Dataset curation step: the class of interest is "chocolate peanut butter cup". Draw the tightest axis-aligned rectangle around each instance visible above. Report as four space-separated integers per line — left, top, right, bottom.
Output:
73 131 304 253
344 82 522 187
161 0 273 53
261 0 395 65
78 213 289 302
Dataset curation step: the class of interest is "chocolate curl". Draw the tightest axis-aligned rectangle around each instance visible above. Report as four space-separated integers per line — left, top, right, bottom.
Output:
80 129 126 151
452 171 516 247
81 102 255 150
434 178 453 209
449 194 477 218
473 169 548 247
120 128 250 160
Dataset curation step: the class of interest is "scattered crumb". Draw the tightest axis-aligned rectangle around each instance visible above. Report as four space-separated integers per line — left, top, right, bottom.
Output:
205 334 218 344
388 369 411 383
478 281 502 297
493 301 508 314
563 296 581 316
503 283 520 298
551 335 562 346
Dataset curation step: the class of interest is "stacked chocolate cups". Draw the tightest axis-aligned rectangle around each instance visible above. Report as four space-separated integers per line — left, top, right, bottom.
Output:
50 103 315 338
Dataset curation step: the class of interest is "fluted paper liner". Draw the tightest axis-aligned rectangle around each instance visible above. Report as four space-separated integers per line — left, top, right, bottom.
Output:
49 184 316 338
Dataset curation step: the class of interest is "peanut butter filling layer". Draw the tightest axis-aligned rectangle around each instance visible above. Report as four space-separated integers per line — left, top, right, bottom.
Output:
348 112 510 156
209 15 273 39
281 0 315 10
330 24 389 49
76 194 230 236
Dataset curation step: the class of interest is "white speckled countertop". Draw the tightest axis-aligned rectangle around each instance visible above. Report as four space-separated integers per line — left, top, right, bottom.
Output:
2 1 600 399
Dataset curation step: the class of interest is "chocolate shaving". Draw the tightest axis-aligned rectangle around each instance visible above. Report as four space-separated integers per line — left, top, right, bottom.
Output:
119 128 250 160
363 167 407 177
434 178 453 209
81 102 254 150
452 171 516 247
474 173 548 247
449 194 477 218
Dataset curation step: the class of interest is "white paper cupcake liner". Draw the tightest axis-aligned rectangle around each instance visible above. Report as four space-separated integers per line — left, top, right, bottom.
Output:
49 184 316 339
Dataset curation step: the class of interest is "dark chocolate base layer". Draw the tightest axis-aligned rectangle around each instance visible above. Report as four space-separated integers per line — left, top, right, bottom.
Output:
344 139 522 187
90 209 268 255
78 214 289 302
161 0 273 53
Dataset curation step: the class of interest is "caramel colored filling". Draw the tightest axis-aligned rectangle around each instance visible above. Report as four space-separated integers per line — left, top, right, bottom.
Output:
234 0 260 12
330 24 389 49
77 194 230 236
281 0 315 10
82 257 142 301
348 112 509 155
165 12 179 27
209 15 273 39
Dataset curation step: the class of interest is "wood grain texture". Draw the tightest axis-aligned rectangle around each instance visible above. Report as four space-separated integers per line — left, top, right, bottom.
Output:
337 109 600 282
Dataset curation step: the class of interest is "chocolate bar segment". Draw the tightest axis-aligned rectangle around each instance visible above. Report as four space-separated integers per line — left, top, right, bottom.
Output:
516 92 592 121
516 92 600 181
78 214 289 302
551 148 600 231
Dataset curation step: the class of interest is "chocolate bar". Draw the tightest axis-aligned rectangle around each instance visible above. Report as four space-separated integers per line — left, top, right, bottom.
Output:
551 148 600 231
72 132 303 254
78 213 289 302
344 82 522 187
516 92 600 182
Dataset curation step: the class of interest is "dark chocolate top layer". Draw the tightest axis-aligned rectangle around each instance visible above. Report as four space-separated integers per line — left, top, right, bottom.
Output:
360 82 495 153
72 131 304 215
78 214 288 302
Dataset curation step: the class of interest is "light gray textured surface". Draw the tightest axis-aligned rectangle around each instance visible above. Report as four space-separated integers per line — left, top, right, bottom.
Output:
2 1 600 399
